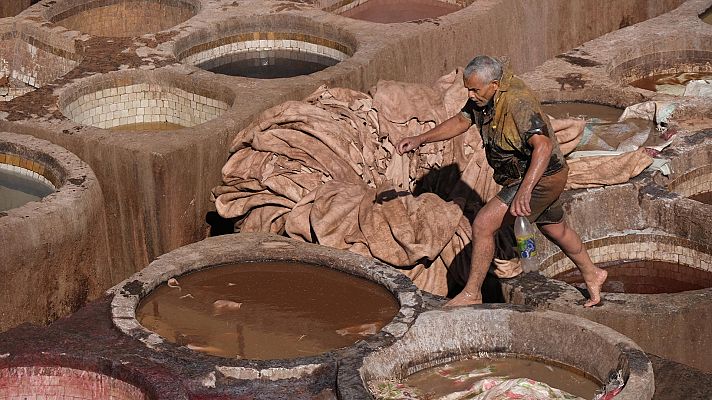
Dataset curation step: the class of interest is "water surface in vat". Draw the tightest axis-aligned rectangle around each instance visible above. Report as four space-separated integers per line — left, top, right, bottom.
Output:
341 0 462 23
109 122 184 132
137 261 399 359
0 168 54 212
629 72 712 95
554 261 712 294
199 50 339 79
702 8 712 24
542 102 623 122
689 191 712 205
401 357 599 399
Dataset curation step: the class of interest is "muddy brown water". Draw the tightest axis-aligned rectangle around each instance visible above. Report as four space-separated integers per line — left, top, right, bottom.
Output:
541 102 623 122
199 51 339 79
554 260 712 294
341 0 462 23
109 122 184 132
629 72 712 94
136 261 399 359
402 357 600 399
689 191 712 205
0 168 54 212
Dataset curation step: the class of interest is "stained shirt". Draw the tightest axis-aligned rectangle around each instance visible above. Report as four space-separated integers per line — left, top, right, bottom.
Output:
460 67 566 187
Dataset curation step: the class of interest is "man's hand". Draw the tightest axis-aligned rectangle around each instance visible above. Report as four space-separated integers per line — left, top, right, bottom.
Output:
396 136 422 155
510 189 532 216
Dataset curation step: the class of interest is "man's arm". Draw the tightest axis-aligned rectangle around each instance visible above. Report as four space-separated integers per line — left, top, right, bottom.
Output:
396 113 472 155
510 134 552 216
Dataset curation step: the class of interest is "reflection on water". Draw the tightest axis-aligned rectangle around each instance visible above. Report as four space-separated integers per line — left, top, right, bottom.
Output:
0 168 55 212
137 261 399 359
199 50 339 79
542 102 623 122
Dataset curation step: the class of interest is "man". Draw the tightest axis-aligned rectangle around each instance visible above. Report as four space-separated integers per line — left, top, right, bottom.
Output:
396 55 607 307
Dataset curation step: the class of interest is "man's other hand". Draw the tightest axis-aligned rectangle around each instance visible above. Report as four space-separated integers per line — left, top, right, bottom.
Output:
510 189 532 216
396 137 421 155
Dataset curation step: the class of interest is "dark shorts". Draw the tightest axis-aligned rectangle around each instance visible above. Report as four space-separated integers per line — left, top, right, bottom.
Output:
495 166 569 225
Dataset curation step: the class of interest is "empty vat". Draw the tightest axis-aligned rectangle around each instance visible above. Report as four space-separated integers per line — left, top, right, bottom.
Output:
0 25 79 101
46 0 199 37
59 71 233 130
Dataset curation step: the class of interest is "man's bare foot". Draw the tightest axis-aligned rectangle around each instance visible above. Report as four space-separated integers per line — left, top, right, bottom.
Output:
444 289 482 307
583 268 608 307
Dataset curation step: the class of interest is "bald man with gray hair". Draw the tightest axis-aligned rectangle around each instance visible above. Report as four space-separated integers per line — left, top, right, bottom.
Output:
397 55 607 307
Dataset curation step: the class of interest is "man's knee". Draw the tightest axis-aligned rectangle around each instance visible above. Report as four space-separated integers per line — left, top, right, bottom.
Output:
539 221 566 240
472 219 497 238
472 210 505 238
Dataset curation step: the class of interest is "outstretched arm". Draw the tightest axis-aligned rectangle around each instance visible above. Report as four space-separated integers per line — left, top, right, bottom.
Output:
396 113 472 155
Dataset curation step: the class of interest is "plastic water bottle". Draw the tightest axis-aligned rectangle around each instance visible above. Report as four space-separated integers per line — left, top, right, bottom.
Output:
514 216 538 272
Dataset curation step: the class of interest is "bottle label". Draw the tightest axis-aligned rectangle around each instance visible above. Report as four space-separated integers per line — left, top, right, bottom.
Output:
517 235 537 259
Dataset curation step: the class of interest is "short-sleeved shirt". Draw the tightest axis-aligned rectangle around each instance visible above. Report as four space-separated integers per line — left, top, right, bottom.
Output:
460 67 566 187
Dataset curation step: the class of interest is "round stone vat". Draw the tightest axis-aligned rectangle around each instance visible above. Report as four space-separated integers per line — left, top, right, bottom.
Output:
501 232 712 373
667 163 712 205
611 50 712 95
329 0 471 23
1 25 80 101
341 306 653 399
175 16 356 79
0 151 55 212
135 261 401 360
59 70 233 130
110 233 421 398
0 132 111 332
45 0 200 37
0 366 150 399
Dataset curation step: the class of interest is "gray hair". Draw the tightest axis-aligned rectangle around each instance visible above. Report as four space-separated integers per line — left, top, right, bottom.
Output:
463 56 503 82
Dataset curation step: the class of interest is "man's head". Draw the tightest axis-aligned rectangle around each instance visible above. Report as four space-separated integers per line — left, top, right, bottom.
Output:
463 56 503 107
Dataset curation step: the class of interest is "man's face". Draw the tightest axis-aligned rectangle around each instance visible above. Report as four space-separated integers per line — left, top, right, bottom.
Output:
464 73 499 107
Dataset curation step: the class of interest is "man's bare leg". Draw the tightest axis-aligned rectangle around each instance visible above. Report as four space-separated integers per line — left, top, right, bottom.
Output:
539 221 607 307
445 197 509 307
